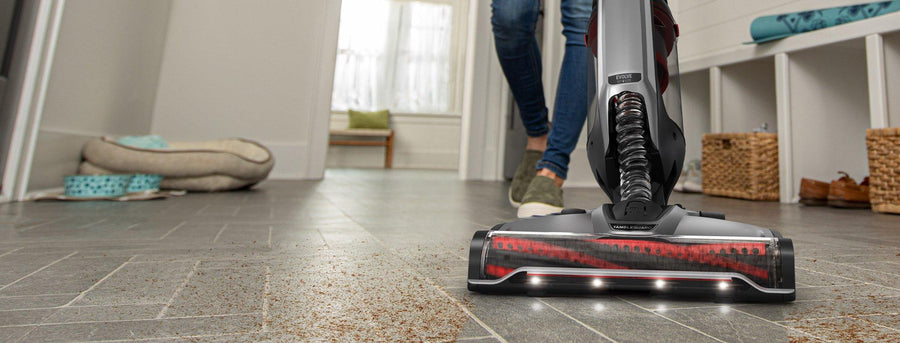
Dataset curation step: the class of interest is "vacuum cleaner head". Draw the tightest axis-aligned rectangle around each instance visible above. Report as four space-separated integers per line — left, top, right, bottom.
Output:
467 207 795 302
468 0 795 302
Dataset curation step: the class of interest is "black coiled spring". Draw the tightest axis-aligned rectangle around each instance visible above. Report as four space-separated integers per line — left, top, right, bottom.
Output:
615 92 652 202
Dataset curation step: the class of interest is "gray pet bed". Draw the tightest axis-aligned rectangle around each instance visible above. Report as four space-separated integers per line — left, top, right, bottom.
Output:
79 137 275 191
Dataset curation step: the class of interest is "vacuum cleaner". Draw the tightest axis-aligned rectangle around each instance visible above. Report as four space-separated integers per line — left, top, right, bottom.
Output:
466 0 795 302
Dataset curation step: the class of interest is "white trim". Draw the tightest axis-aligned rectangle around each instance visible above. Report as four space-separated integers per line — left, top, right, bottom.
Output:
494 82 509 181
15 0 64 201
542 0 561 118
774 53 794 204
457 0 482 180
23 186 63 201
2 0 64 201
866 34 889 129
307 0 343 180
709 66 722 133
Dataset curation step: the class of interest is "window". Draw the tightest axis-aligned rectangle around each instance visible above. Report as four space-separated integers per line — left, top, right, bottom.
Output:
331 0 461 115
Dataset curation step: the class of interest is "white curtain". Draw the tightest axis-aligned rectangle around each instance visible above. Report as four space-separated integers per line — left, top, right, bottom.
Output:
331 0 455 114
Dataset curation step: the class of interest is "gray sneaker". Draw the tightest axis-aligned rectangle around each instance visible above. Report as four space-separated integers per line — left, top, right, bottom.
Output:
509 150 543 208
517 175 564 218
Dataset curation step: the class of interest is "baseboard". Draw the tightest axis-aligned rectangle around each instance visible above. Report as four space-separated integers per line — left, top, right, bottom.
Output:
24 186 63 200
326 149 459 170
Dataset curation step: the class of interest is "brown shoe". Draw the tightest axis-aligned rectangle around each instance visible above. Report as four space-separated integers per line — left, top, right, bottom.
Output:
799 178 829 206
828 172 871 209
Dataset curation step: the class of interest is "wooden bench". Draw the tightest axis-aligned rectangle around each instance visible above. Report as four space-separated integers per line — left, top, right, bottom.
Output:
328 129 395 168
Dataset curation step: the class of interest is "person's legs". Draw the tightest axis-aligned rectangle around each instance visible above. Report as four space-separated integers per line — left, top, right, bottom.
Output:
518 0 592 218
491 0 547 139
491 0 548 207
537 0 592 182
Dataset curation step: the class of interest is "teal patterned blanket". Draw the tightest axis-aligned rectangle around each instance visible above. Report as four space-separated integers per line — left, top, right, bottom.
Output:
748 1 900 44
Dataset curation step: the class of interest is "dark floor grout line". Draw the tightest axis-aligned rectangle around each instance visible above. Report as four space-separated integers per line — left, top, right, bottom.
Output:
158 221 187 240
212 224 228 244
537 299 617 343
617 297 726 343
0 247 24 258
0 251 79 292
155 260 201 319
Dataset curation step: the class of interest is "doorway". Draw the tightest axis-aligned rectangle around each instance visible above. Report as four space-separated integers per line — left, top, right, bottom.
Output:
324 0 467 172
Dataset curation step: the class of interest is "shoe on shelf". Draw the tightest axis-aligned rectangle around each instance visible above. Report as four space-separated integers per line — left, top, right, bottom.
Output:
509 150 543 208
675 159 702 193
828 172 871 209
799 178 829 206
517 175 564 218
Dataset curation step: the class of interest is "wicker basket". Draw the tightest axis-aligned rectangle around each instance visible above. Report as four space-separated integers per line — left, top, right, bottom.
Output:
866 127 900 214
702 132 779 201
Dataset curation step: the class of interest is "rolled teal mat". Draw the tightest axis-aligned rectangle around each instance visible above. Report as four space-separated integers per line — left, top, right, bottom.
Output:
748 1 900 44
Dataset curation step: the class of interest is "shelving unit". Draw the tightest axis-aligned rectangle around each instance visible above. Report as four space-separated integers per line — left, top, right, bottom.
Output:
720 58 776 133
678 11 900 203
680 69 709 163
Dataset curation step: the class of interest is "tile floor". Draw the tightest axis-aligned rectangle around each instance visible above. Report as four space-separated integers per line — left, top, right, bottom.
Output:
1 169 899 342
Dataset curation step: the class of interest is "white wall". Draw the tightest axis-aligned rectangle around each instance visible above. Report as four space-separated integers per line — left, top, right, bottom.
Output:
327 114 460 170
152 0 341 180
27 0 172 192
671 0 877 60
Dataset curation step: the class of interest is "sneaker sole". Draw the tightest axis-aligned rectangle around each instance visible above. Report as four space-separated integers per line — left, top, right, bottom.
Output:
517 202 563 218
508 188 521 208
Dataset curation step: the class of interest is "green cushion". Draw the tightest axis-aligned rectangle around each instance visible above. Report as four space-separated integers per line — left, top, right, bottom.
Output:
347 109 390 129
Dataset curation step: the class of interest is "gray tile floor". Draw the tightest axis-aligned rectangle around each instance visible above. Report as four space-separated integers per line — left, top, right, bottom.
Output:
1 169 899 342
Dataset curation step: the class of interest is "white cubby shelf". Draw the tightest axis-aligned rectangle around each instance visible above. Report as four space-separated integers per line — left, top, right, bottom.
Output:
678 11 900 203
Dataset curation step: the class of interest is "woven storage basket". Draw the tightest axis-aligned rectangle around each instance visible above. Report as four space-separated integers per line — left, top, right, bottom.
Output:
866 127 900 214
702 132 779 201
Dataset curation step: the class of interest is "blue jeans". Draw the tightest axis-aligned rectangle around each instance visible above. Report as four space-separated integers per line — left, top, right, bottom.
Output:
491 0 592 180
